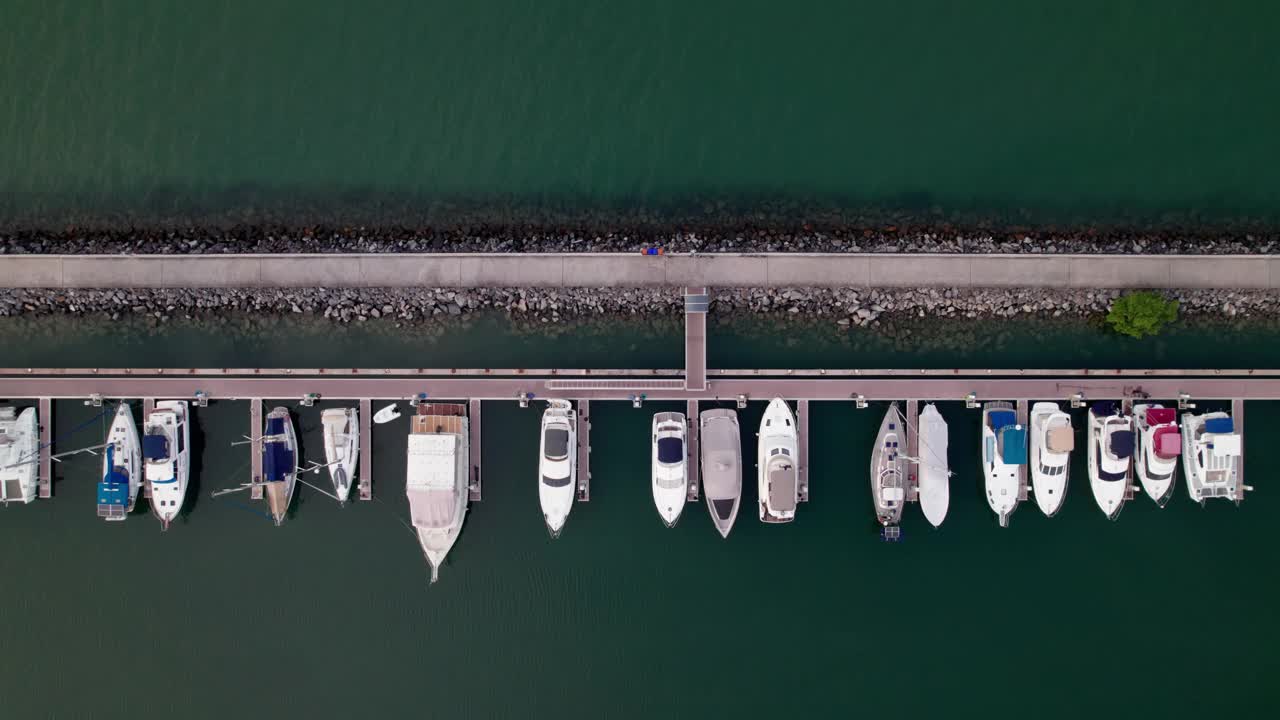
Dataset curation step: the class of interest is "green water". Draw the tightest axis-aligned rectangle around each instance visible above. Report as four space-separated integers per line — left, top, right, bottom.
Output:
0 315 1277 718
3 1 1279 226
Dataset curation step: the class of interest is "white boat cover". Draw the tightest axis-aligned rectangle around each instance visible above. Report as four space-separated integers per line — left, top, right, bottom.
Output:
408 488 459 529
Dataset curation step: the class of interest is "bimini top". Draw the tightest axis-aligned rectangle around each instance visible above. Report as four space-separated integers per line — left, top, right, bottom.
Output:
143 433 169 462
657 436 684 465
1146 407 1176 425
1153 426 1181 459
1109 430 1136 458
1091 401 1118 417
1205 417 1235 434
989 410 1016 432
96 447 128 507
999 426 1027 465
263 441 294 482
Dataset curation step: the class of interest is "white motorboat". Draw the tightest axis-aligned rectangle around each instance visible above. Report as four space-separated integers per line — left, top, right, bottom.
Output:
758 398 798 524
145 401 190 530
700 409 742 538
262 407 298 526
981 401 1026 527
97 404 142 521
321 407 359 503
1029 402 1073 517
0 407 39 505
870 403 906 527
651 412 688 528
373 404 401 424
406 403 470 582
916 403 949 528
1087 402 1135 520
538 399 576 538
1133 404 1180 507
1181 411 1244 505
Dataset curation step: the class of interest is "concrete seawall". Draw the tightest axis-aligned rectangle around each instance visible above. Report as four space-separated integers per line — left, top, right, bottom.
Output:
1 253 1276 289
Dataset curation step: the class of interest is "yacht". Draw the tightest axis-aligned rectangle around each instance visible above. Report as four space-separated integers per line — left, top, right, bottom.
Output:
406 403 470 583
651 412 688 528
0 407 38 505
145 401 190 530
916 403 949 528
1029 402 1073 517
321 407 359 503
1181 411 1243 505
538 399 577 538
1087 402 1135 520
1133 403 1180 507
97 404 141 521
699 409 742 538
262 407 298 526
758 398 798 523
981 401 1026 527
870 403 906 527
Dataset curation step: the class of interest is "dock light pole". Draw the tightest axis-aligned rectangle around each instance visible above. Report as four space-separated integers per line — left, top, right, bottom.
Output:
518 392 531 408
736 394 748 409
852 393 867 410
194 391 209 408
965 392 979 409
630 394 646 408
301 393 319 407
1070 392 1086 409
86 394 103 407
1178 393 1196 410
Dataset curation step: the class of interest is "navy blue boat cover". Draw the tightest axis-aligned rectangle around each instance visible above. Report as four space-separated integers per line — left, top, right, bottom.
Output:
143 434 169 461
263 441 294 482
1110 430 1136 458
657 436 684 464
1091 401 1118 417
989 410 1016 432
266 417 285 436
1204 417 1234 434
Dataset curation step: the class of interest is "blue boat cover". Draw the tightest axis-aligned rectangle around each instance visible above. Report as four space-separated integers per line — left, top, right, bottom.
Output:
266 417 285 436
989 410 1016 432
263 441 294 482
1110 430 1136 458
1091 401 1118 417
657 436 683 464
1205 417 1234 434
1000 426 1028 464
143 434 169 461
96 447 128 506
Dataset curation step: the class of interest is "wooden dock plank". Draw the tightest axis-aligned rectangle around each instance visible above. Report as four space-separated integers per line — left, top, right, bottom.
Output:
576 400 591 502
358 398 372 501
1016 399 1029 501
1233 398 1245 502
469 399 482 501
142 398 155 499
249 400 263 500
686 400 700 502
37 397 51 499
905 399 919 502
797 399 810 502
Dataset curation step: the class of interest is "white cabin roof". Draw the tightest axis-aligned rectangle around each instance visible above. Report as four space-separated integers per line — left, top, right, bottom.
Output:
407 434 460 489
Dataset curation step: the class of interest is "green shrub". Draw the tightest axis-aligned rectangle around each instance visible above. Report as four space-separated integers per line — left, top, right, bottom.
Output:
1106 291 1179 338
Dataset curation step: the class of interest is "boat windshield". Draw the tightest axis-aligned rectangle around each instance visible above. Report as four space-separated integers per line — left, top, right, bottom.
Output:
657 437 684 465
1098 467 1127 482
543 428 570 460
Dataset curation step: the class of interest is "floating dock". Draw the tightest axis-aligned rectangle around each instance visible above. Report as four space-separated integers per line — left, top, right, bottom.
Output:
576 400 591 502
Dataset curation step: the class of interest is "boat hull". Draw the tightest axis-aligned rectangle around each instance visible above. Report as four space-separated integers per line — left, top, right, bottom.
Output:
757 398 798 524
538 400 577 538
147 401 190 529
322 407 359 503
99 404 142 521
870 403 906 527
700 409 742 539
1029 402 1071 518
0 407 39 505
651 412 687 528
917 404 949 528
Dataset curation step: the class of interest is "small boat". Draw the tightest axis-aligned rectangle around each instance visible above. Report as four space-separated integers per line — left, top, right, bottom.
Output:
321 407 359 503
651 412 688 528
1087 402 1135 520
1133 403 1180 507
1181 411 1243 505
97 404 141 521
0 407 38 505
981 401 1026 527
145 401 190 529
916 404 949 528
406 403 470 582
373 404 401 424
262 407 298 526
870 403 906 527
758 398 798 524
538 400 577 538
1029 402 1073 517
699 409 742 538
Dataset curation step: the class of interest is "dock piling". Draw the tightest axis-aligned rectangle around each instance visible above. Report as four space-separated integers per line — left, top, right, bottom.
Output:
469 399 482 501
249 399 263 500
686 400 700 502
358 398 372 501
797 399 810 502
37 397 51 499
576 400 591 502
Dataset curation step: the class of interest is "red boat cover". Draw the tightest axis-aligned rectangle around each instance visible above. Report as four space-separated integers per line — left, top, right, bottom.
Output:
1146 407 1176 425
1153 426 1181 459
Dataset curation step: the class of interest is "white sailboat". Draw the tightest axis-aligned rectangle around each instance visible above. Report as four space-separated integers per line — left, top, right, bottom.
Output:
1181 411 1244 505
407 403 470 582
1133 404 1180 507
870 403 906 527
145 401 190 529
262 407 298 526
758 398 798 524
1029 402 1073 517
97 404 142 521
916 404 949 528
0 407 38 505
321 407 359 503
538 400 577 538
981 401 1026 527
651 412 688 528
699 409 742 539
1087 402 1135 520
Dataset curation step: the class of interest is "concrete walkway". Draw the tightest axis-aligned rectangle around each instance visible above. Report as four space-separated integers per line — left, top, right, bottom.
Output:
0 252 1276 289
